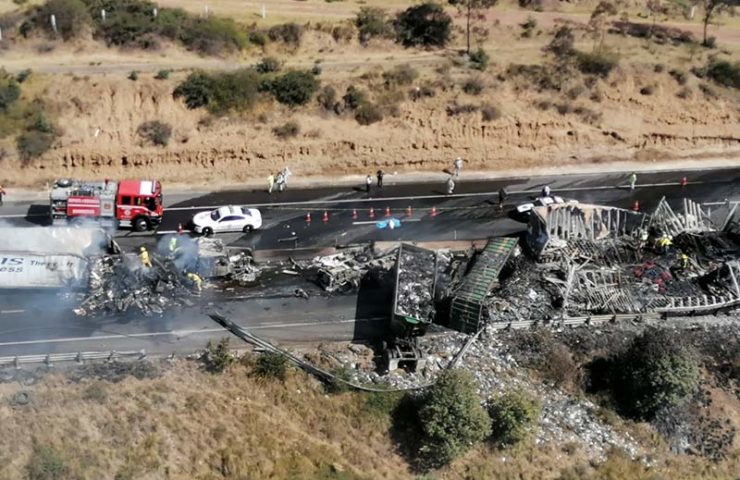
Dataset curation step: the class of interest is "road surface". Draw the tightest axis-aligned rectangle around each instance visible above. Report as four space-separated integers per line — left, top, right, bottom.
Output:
1 167 739 363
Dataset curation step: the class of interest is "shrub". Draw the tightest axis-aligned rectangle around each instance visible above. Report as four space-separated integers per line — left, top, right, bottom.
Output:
481 104 501 121
355 102 383 125
614 328 699 420
566 84 586 99
173 69 261 114
676 86 692 99
469 48 489 71
539 343 581 389
576 50 619 77
272 121 300 138
202 338 234 373
488 390 541 446
356 7 393 44
331 23 355 43
705 60 740 89
39 0 89 40
16 69 32 83
463 77 484 95
254 352 289 380
91 0 167 47
316 85 337 110
255 56 282 73
17 130 55 162
248 30 267 46
382 64 418 87
668 68 688 85
417 369 491 466
327 365 353 393
704 35 716 48
268 70 320 106
27 443 68 480
546 26 575 59
137 120 172 146
363 391 403 417
180 16 248 54
268 22 303 45
154 69 170 80
395 2 452 48
639 85 654 95
311 64 322 76
446 103 478 116
128 70 139 81
82 382 108 403
342 85 366 110
654 63 664 73
0 74 20 111
520 16 537 38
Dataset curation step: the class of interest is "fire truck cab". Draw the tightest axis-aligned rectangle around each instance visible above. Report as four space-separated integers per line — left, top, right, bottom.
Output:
50 179 163 232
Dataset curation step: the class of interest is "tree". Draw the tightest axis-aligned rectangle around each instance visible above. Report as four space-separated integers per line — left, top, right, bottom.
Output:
448 0 498 55
268 70 320 106
417 369 491 466
615 328 699 420
395 3 452 48
588 1 617 53
488 390 541 446
701 0 740 47
355 7 394 44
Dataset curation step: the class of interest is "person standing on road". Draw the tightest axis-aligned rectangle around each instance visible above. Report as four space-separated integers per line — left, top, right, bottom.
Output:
365 174 372 193
446 176 456 195
275 171 285 193
267 173 275 194
376 170 384 188
498 187 508 211
541 185 551 197
453 157 463 177
628 172 637 191
283 166 292 186
0 184 5 206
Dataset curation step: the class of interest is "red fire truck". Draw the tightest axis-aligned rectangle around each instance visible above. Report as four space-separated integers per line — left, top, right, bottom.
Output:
50 179 163 231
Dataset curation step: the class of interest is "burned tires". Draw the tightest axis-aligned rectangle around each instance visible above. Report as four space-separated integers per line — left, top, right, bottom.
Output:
133 217 150 232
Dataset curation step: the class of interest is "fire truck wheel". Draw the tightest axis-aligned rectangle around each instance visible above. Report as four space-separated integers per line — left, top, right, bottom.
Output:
242 225 253 233
202 227 213 237
133 217 150 232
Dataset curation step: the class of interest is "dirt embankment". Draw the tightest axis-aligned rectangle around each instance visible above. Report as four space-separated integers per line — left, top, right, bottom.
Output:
6 66 737 187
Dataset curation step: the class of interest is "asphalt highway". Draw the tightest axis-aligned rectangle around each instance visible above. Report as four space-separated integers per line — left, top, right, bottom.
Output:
1 166 739 363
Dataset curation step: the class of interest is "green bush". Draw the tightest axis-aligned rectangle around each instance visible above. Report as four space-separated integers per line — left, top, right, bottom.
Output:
40 0 89 40
89 0 162 47
267 22 303 45
137 120 171 146
705 60 740 89
576 50 619 77
331 23 355 43
128 70 139 81
17 118 56 163
668 68 688 85
469 48 489 71
342 85 366 110
202 338 234 373
255 56 282 74
248 30 267 46
154 69 170 80
316 85 337 110
382 64 418 87
327 364 353 393
180 16 248 55
0 74 21 111
268 70 320 106
173 69 261 114
417 369 491 466
27 443 68 480
16 69 33 83
488 390 540 446
462 77 484 95
355 7 393 44
355 102 383 125
520 16 537 38
614 328 699 420
272 121 300 139
254 352 289 380
363 391 403 417
395 2 452 48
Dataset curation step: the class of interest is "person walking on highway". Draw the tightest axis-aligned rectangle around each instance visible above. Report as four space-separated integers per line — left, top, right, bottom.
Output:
446 176 456 195
275 171 286 193
267 173 275 194
365 174 372 194
498 187 508 211
282 166 292 186
628 172 637 191
453 157 463 177
541 185 551 197
376 170 384 188
0 184 5 206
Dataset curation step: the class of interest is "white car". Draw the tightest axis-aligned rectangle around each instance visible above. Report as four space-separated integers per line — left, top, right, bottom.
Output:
516 196 578 214
192 206 262 236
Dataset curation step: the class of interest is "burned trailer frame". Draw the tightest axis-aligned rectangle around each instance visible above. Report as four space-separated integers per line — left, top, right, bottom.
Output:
390 244 439 337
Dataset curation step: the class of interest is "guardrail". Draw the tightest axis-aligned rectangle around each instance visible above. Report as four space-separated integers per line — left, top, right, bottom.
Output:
0 350 147 368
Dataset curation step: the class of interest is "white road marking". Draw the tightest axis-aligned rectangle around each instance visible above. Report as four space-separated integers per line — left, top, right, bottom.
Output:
0 317 385 347
0 310 25 314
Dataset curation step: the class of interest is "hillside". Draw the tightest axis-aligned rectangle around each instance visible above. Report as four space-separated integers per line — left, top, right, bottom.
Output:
0 0 738 186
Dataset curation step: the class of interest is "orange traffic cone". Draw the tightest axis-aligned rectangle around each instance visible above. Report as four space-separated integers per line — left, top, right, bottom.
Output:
352 209 358 220
632 200 640 212
306 212 312 223
385 206 391 217
431 206 437 217
322 210 329 222
681 176 688 187
369 207 375 219
406 206 412 217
